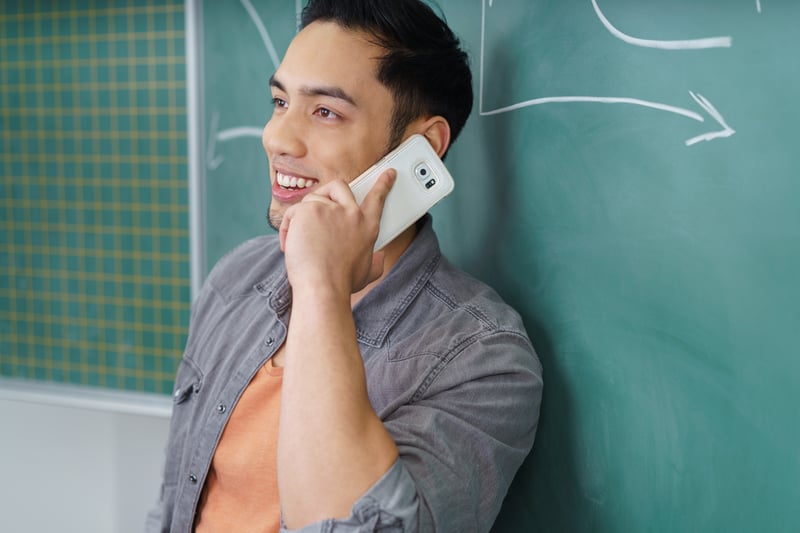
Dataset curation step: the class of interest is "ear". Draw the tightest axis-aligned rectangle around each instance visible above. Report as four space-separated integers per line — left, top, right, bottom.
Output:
410 116 451 158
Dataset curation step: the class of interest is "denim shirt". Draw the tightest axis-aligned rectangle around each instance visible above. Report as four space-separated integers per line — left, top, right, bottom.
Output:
146 216 543 532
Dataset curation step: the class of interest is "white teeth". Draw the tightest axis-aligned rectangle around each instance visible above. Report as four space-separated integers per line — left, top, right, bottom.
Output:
277 172 315 189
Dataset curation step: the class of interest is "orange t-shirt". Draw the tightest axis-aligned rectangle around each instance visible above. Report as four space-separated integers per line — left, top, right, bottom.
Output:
195 360 283 532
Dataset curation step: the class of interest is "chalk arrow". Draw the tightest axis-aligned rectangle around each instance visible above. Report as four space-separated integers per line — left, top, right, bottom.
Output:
479 92 735 147
480 1 736 146
591 0 732 50
684 91 735 146
204 1 276 171
206 112 264 171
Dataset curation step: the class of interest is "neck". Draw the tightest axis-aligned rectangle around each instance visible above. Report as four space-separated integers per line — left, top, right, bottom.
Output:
350 223 417 307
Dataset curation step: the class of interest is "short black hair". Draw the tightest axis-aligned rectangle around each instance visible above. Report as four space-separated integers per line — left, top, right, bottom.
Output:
300 0 473 156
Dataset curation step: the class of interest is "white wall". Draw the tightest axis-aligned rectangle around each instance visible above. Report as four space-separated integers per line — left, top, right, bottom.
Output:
0 380 171 533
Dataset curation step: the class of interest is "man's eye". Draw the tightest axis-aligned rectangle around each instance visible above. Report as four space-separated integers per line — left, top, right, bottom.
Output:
272 97 287 108
316 107 339 120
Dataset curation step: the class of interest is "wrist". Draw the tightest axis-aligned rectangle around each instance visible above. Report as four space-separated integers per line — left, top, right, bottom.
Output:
290 280 352 309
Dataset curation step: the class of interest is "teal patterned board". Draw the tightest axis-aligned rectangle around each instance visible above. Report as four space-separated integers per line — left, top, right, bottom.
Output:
0 0 190 395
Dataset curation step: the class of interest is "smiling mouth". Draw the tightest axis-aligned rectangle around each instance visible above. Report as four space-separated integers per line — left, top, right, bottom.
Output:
276 171 317 190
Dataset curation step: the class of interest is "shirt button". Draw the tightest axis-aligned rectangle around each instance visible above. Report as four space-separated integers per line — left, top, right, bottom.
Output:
189 474 197 484
217 404 227 414
265 336 274 347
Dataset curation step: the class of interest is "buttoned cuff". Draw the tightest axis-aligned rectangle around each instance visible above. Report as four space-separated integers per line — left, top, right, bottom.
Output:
280 458 419 532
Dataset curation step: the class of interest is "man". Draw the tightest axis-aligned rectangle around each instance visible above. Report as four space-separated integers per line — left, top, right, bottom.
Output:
147 0 542 531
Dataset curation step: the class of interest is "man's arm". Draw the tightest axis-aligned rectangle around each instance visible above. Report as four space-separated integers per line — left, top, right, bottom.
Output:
278 324 542 532
277 172 400 529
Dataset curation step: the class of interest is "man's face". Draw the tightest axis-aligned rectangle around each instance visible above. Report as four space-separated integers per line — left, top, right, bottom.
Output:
262 21 396 230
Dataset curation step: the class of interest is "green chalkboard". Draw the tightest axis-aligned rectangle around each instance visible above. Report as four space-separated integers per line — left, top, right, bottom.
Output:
202 0 297 271
0 0 190 395
202 1 800 531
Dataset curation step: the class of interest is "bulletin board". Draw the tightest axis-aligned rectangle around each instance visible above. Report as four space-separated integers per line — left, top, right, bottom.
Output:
0 0 190 395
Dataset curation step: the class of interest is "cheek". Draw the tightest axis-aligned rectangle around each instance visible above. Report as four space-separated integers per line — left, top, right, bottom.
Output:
337 153 376 183
311 142 363 182
261 121 273 152
335 132 391 181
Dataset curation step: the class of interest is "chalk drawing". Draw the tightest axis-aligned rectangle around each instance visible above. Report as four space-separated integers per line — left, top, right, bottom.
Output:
479 0 737 146
591 0 732 50
208 1 303 170
240 0 280 70
208 0 743 157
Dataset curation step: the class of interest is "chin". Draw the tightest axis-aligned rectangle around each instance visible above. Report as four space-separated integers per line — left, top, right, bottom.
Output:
266 205 283 232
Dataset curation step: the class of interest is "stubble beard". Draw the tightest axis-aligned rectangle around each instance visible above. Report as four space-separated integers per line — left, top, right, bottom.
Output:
266 201 282 232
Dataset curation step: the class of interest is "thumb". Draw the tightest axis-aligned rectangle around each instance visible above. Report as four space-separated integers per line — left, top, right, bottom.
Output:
360 168 396 224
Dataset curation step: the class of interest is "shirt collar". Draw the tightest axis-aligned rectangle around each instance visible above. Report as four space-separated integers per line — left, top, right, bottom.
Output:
254 214 441 345
353 214 441 347
253 262 292 315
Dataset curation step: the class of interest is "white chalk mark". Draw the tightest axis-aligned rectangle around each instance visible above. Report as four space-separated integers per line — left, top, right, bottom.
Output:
216 126 264 142
206 113 264 171
481 1 736 146
684 91 736 145
480 93 735 147
206 111 224 171
591 0 732 50
481 96 703 122
206 2 277 171
239 0 280 70
756 0 762 13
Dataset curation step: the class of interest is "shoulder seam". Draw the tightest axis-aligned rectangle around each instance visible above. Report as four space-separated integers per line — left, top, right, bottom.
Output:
410 328 531 402
425 283 497 330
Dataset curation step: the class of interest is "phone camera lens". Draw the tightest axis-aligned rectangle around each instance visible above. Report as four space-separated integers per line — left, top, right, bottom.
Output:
415 163 432 183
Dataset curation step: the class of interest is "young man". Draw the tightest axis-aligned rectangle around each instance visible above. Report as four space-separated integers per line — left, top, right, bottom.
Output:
147 1 542 531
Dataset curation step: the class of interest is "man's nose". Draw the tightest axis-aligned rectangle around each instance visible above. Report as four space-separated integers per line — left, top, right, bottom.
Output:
262 112 306 158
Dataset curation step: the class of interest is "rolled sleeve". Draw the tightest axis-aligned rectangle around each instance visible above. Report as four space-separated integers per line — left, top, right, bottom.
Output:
280 459 419 533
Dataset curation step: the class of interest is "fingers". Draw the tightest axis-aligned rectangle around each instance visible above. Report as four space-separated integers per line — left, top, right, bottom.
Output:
281 184 340 251
301 170 395 221
281 170 396 253
302 179 350 204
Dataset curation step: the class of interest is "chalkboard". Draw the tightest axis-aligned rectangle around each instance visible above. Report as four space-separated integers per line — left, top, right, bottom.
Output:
201 1 800 531
201 0 297 270
0 0 190 395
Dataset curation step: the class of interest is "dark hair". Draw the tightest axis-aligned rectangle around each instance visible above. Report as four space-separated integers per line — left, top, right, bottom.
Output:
300 0 473 156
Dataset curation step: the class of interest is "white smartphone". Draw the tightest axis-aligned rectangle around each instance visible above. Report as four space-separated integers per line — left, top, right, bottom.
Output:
349 134 455 250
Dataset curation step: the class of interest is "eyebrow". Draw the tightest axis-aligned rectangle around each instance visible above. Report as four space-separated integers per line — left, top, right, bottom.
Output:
269 74 357 107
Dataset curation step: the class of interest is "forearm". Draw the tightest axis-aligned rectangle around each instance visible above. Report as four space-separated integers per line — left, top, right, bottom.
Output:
278 286 399 529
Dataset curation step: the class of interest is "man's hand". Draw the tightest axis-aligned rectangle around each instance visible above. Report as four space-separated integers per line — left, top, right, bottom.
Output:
278 169 396 296
277 168 401 528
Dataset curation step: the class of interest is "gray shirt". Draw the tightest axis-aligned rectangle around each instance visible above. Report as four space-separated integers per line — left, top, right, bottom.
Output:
146 216 543 532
